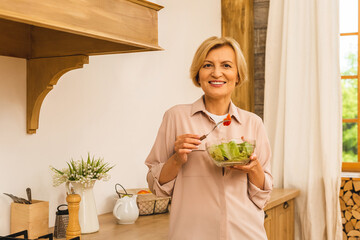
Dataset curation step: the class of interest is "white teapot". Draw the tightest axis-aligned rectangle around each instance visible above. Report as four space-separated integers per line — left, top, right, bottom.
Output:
113 194 139 224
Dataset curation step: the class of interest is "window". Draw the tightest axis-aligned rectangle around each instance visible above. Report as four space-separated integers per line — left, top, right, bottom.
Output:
341 0 360 171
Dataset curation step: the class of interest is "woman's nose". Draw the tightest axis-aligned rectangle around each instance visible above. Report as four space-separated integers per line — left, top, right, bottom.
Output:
211 67 223 78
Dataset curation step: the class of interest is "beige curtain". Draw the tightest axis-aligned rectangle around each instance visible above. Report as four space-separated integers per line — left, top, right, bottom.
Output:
264 0 342 239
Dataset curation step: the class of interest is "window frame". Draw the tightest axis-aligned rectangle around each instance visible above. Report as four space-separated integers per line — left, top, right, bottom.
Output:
342 2 360 171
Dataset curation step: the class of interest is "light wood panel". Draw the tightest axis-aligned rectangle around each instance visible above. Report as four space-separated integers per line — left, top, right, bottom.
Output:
30 27 149 58
0 0 163 59
27 55 89 133
343 163 360 172
274 200 295 240
11 200 49 239
127 0 164 10
50 213 169 240
341 0 360 171
222 0 254 112
82 214 169 240
0 18 30 58
0 0 162 50
265 191 298 240
264 208 276 240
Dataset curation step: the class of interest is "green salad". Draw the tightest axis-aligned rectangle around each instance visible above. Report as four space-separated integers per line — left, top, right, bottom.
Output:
207 140 255 162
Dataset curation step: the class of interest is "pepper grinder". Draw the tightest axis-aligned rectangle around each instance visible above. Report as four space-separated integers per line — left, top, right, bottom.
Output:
66 194 81 240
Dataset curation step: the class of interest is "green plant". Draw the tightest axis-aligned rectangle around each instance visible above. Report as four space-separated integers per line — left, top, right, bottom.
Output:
50 153 115 187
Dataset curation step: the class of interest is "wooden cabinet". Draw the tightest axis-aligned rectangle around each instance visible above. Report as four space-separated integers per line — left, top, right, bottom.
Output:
264 207 276 240
275 200 295 239
264 189 299 240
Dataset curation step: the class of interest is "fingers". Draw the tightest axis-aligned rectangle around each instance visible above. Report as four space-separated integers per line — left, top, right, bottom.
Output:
177 149 193 155
175 143 199 152
178 134 201 140
249 153 257 161
182 137 202 146
230 160 257 172
174 134 201 152
229 155 258 172
176 134 201 145
173 134 201 165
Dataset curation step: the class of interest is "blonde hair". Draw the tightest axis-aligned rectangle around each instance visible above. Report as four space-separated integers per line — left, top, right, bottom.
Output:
190 36 248 87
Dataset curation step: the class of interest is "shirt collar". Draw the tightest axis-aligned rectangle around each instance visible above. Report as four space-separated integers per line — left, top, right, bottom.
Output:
191 95 242 124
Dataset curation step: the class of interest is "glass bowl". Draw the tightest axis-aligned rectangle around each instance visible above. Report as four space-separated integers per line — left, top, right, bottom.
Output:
205 138 256 167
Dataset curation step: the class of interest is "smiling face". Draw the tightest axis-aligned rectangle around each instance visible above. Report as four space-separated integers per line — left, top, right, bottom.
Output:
198 45 239 102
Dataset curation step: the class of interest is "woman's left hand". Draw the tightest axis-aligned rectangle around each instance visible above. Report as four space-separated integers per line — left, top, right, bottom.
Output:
227 153 260 173
227 153 265 190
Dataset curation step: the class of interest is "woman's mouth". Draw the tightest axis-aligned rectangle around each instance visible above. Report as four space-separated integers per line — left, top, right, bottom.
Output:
209 81 226 87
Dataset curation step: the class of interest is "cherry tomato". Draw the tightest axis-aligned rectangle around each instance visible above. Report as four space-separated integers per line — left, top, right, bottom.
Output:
223 113 231 126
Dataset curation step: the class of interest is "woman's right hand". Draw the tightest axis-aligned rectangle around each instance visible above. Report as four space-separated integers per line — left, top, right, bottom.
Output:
174 134 201 165
159 134 201 185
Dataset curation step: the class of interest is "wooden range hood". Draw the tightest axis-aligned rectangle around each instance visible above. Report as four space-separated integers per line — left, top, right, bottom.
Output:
0 0 163 134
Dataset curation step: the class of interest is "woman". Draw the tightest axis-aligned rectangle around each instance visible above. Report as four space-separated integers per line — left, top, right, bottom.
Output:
145 36 272 240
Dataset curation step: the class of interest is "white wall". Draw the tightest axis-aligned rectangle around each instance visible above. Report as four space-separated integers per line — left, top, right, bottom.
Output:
0 0 220 235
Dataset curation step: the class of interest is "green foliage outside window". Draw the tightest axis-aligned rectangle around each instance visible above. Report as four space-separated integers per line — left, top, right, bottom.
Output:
342 52 358 162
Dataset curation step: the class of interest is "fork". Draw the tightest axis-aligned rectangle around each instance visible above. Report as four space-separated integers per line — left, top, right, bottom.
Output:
199 119 230 141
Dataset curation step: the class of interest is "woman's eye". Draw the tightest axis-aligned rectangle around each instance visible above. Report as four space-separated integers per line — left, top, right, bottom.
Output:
203 63 212 68
224 64 232 68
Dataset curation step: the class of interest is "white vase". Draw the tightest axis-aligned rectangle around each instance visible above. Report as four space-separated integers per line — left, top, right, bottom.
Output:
66 180 99 234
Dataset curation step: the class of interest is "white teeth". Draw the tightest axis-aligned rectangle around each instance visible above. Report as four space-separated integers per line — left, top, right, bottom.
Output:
210 81 225 85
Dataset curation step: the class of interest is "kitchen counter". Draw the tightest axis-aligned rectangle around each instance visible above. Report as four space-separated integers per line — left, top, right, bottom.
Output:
51 213 169 240
81 213 169 240
53 188 299 239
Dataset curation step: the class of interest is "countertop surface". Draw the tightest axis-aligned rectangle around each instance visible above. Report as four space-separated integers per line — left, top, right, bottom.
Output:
264 188 300 210
81 213 169 240
54 188 300 240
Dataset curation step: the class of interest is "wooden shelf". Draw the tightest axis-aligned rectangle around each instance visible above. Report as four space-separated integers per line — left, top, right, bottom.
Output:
0 0 163 133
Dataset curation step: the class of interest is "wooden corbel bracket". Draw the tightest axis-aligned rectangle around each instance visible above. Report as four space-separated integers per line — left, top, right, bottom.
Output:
26 55 89 134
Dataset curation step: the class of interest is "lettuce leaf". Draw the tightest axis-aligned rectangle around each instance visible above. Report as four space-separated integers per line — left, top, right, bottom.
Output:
208 140 254 162
238 142 254 156
208 145 224 161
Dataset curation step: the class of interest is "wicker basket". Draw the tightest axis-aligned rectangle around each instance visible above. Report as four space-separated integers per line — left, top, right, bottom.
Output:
118 188 171 216
137 193 171 215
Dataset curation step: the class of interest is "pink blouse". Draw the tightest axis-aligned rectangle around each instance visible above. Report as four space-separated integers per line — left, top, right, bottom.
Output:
145 96 272 240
